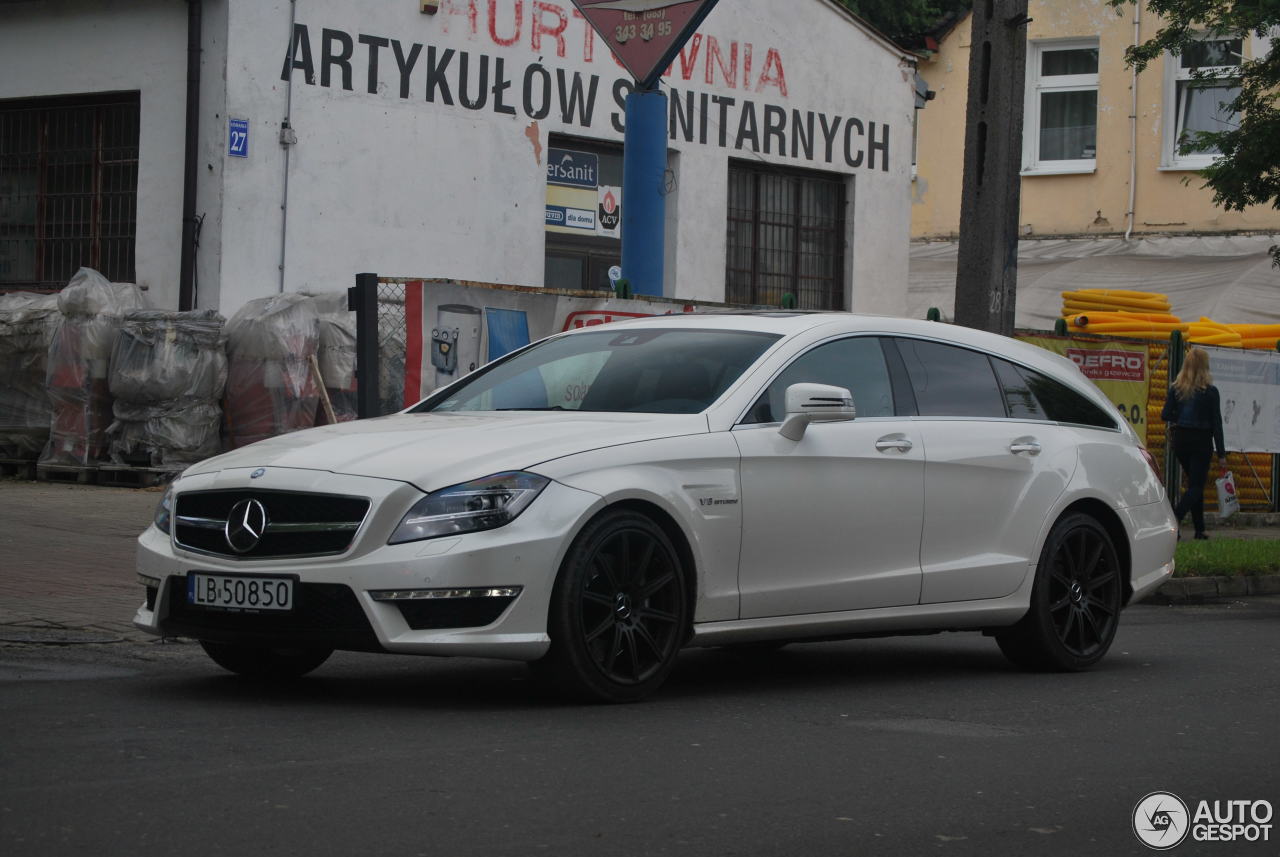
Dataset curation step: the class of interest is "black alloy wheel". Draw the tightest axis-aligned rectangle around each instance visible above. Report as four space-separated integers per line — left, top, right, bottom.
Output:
537 509 689 703
996 512 1123 671
199 641 333 679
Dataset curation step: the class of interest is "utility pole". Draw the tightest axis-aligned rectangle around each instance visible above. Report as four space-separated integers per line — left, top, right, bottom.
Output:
954 0 1030 335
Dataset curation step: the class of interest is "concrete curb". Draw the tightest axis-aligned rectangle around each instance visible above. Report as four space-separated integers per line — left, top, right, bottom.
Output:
1151 575 1280 604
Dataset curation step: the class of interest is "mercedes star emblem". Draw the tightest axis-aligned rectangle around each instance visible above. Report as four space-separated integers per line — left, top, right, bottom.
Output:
225 499 269 554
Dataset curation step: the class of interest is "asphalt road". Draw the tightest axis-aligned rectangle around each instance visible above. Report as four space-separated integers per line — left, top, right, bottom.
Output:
2 598 1278 857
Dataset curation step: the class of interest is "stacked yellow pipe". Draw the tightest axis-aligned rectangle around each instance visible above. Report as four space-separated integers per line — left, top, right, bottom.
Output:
1060 292 1279 350
1187 318 1243 347
1062 289 1173 316
1065 315 1189 341
1219 322 1280 350
1064 296 1187 340
1061 290 1186 339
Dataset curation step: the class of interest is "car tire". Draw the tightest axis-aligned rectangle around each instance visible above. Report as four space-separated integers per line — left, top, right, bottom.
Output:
199 641 333 679
996 512 1123 671
535 509 689 703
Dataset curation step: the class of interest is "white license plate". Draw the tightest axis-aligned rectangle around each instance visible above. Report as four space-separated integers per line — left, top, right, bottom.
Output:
188 573 294 612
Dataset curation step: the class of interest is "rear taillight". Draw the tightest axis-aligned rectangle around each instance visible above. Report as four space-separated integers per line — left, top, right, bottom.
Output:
1138 446 1161 478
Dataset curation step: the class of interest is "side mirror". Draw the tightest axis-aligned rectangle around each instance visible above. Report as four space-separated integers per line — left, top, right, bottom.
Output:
779 383 856 441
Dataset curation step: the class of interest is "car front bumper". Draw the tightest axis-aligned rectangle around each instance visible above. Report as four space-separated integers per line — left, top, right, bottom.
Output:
133 469 601 661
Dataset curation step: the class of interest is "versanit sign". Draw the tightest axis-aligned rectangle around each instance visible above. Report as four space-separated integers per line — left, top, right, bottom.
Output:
572 0 721 88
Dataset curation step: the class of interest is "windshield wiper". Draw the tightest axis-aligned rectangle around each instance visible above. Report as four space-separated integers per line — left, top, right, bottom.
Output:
494 406 567 411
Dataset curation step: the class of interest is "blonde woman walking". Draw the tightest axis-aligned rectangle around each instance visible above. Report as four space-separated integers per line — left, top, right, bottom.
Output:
1160 347 1226 539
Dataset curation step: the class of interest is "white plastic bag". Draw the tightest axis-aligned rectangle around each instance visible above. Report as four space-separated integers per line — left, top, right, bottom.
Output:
1216 471 1240 519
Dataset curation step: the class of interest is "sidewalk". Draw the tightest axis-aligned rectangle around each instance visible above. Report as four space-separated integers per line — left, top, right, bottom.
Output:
0 480 156 643
0 479 1277 644
1157 513 1280 602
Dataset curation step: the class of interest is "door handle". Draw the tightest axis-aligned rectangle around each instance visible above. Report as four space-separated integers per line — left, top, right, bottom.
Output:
1009 439 1042 456
875 436 914 453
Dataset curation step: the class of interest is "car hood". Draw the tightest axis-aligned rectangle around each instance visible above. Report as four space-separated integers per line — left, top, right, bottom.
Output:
183 411 709 491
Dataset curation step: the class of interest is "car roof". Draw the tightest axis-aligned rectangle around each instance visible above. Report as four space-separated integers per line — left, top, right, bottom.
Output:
571 311 1092 386
583 311 1126 435
579 311 1032 352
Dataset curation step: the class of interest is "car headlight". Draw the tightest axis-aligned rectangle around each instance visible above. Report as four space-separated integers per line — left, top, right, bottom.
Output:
154 484 174 534
389 472 549 544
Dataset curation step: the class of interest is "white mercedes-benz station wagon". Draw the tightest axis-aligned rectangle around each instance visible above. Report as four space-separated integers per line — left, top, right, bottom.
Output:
135 313 1177 701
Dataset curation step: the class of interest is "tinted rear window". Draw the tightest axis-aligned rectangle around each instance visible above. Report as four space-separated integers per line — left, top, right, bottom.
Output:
993 357 1117 429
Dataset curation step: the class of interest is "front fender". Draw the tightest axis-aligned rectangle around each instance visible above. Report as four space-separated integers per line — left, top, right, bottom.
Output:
536 433 743 622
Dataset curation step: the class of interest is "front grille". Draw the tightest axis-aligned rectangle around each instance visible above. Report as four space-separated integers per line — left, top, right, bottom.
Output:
160 579 382 652
394 596 518 630
174 490 370 559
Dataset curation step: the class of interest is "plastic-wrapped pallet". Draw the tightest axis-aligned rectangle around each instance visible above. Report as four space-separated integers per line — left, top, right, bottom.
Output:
40 268 146 467
307 292 358 423
224 293 319 448
107 309 227 467
0 292 60 458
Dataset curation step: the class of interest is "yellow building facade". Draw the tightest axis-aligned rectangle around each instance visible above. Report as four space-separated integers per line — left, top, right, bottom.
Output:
912 1 1280 240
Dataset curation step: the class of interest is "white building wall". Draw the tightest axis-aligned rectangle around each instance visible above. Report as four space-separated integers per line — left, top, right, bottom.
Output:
0 0 189 309
3 0 915 318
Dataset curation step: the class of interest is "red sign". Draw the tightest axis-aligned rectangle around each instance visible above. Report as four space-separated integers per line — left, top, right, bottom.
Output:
572 0 721 88
1067 348 1147 382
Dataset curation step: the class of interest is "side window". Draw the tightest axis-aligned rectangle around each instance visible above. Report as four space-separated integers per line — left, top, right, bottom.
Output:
992 357 1118 429
744 337 893 423
993 358 1046 419
895 339 1007 418
1021 367 1118 428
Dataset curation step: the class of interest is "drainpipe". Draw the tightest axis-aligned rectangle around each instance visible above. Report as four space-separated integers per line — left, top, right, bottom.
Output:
1125 5 1141 242
178 0 203 310
279 0 299 292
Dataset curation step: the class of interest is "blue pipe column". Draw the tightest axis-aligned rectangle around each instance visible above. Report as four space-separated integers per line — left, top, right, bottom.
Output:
620 87 668 297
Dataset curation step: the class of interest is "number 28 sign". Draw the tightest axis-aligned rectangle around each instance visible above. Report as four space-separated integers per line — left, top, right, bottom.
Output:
571 0 721 89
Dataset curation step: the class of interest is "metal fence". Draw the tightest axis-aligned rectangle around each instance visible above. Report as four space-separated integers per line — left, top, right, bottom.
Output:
349 273 412 418
375 280 406 416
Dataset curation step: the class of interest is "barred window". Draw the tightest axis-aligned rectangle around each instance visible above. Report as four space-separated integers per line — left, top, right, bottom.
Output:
0 93 140 291
726 161 847 310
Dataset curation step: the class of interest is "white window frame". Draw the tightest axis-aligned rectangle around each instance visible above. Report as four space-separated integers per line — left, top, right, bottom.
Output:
1161 34 1243 171
1022 39 1099 176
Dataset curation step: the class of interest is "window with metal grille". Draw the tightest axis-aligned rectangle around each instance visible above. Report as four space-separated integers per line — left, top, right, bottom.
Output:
0 93 140 291
726 162 847 310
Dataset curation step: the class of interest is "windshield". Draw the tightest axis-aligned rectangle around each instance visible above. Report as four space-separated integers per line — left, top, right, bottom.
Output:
415 328 780 414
